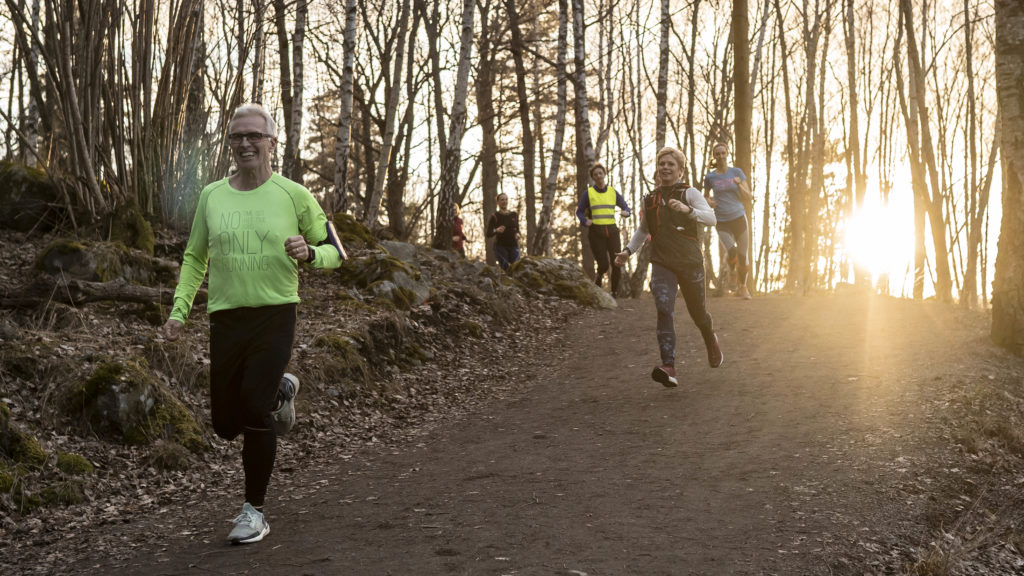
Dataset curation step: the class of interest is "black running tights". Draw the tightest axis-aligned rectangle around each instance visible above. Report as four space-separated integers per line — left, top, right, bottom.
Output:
209 304 296 508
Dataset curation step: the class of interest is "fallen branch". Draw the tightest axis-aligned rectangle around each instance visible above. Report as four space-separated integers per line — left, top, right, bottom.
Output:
0 274 204 308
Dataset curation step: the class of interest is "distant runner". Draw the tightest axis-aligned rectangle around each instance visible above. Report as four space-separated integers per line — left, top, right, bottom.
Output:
703 142 753 299
577 161 631 294
486 193 521 271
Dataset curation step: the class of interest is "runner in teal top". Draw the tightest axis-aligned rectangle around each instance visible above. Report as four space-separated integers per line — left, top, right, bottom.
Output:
703 142 753 299
161 104 343 546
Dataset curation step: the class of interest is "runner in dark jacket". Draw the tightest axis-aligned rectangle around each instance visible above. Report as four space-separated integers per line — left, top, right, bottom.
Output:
615 146 723 387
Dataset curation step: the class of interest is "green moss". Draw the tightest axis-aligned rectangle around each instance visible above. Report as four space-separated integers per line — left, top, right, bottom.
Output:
3 429 48 467
336 254 416 288
109 199 156 255
69 359 205 453
462 320 484 338
332 212 379 249
56 452 94 476
0 467 41 512
70 361 126 408
40 480 85 507
122 393 204 453
335 292 374 313
313 333 370 384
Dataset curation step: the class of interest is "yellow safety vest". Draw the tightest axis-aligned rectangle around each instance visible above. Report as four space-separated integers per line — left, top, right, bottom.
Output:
587 185 618 226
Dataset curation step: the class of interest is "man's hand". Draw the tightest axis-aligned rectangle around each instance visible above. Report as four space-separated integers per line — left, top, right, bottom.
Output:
614 250 629 267
496 225 506 234
285 235 310 261
622 210 630 219
161 319 184 342
584 218 593 227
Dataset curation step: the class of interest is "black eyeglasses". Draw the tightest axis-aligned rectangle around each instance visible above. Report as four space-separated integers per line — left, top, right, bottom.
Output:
228 132 272 145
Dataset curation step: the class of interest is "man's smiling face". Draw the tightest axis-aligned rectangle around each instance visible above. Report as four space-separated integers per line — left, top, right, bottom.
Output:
229 115 275 172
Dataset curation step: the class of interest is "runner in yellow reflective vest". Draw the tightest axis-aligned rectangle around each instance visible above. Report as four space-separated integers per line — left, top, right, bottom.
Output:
576 162 631 294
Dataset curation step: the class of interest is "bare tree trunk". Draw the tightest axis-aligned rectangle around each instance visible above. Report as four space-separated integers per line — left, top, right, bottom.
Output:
899 0 953 302
843 0 868 287
476 0 500 260
894 7 926 300
774 0 798 292
628 0 673 298
54 6 106 215
331 0 358 214
572 0 597 276
655 0 669 150
991 0 1024 355
420 0 448 160
685 0 702 182
432 0 475 249
787 0 825 292
287 0 307 182
274 0 294 177
533 0 569 257
252 0 266 103
960 0 982 306
365 0 411 227
505 0 537 254
733 0 752 294
23 0 41 165
386 8 422 242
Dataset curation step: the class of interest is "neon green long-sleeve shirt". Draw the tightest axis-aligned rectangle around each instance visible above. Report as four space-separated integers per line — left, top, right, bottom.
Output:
169 173 342 323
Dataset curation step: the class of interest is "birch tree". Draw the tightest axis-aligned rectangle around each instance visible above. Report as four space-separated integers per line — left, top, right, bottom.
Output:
733 0 752 294
628 0 672 297
505 0 538 254
533 0 569 257
331 0 358 214
991 0 1024 354
432 0 476 249
364 0 411 227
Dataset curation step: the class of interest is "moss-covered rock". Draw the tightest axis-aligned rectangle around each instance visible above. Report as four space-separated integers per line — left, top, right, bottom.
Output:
0 403 48 467
509 256 617 309
146 440 192 472
337 253 431 307
108 198 156 255
63 359 205 453
312 332 371 385
0 161 61 233
39 480 86 507
56 452 94 476
35 239 167 284
332 212 380 250
0 466 41 512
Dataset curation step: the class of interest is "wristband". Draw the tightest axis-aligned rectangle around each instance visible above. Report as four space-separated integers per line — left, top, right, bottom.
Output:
306 245 315 262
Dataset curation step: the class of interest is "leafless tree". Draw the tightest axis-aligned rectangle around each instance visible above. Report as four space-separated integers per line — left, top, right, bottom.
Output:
432 0 476 249
991 0 1024 354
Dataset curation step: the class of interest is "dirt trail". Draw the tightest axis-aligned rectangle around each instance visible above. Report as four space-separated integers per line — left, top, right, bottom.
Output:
65 293 1008 575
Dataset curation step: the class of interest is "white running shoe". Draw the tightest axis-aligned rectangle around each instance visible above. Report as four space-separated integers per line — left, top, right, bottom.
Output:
228 502 269 544
271 373 300 436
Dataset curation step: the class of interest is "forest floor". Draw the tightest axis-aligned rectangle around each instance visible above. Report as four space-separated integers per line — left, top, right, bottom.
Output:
3 228 1024 575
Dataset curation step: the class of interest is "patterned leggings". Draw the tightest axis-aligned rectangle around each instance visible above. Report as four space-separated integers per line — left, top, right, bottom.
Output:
650 262 714 366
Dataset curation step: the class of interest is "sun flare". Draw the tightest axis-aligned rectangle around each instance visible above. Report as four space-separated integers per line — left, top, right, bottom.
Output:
843 195 915 284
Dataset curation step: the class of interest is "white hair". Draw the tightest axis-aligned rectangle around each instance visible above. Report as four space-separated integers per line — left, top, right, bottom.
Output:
230 103 277 137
